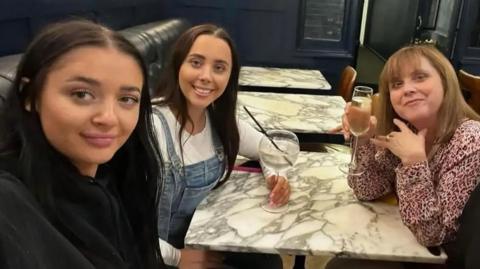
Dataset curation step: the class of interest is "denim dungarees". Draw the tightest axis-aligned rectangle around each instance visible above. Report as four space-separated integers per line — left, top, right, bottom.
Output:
155 108 225 248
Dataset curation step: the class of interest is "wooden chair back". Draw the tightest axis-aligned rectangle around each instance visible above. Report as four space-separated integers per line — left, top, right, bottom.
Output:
458 69 480 114
338 65 357 102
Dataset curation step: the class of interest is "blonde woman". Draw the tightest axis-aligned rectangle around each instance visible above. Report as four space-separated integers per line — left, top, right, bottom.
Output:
331 45 480 269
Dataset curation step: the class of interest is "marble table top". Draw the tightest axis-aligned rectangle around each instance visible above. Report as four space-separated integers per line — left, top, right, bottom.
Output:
237 91 345 134
185 151 447 264
239 66 332 90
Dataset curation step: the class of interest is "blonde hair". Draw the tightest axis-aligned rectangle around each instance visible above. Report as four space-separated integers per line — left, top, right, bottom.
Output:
376 45 480 143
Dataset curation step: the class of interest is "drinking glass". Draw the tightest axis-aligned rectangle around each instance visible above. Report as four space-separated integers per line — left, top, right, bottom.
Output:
339 86 373 176
258 129 299 213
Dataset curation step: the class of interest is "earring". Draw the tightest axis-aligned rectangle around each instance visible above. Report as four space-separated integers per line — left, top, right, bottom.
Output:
19 77 30 93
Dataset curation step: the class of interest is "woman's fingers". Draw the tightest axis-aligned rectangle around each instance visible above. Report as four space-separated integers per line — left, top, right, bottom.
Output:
392 118 411 132
370 116 377 130
371 136 388 149
269 176 290 206
329 125 343 133
343 103 352 133
265 175 277 190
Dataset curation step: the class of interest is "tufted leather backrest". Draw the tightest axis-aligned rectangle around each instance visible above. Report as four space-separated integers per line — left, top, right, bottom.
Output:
0 54 21 107
119 19 191 96
0 19 190 109
0 76 12 106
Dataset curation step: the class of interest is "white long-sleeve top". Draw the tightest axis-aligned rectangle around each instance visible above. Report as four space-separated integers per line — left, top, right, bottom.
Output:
152 106 263 166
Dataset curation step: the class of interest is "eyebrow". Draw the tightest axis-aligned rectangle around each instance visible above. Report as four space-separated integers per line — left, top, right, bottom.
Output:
411 69 428 74
66 75 141 93
67 76 100 86
188 53 230 67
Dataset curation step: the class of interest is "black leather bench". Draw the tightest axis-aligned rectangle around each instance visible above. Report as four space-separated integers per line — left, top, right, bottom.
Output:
0 18 190 107
0 54 21 106
119 18 190 94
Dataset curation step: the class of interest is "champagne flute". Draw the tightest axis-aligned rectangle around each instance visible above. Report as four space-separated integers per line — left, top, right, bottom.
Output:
258 129 299 213
340 86 373 176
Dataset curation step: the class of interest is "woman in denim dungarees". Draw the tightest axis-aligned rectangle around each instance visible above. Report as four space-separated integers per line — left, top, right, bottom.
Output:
151 24 291 269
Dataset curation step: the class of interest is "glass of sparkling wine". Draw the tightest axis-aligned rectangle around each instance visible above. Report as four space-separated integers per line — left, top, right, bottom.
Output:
258 129 299 213
340 86 373 176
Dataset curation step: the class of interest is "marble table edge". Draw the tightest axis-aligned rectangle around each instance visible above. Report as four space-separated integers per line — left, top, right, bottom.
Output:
185 243 446 264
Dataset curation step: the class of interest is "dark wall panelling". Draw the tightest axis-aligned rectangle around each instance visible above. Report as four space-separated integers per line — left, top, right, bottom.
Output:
0 0 364 94
461 57 480 75
295 0 362 86
160 0 363 93
234 0 292 64
0 0 171 57
454 0 480 74
97 8 136 29
96 0 134 9
365 0 419 60
134 3 168 25
424 0 461 57
0 19 30 56
32 0 95 16
178 0 225 8
0 0 34 20
237 10 287 64
459 48 480 75
469 10 480 48
237 0 287 11
177 7 226 27
317 59 352 91
28 12 96 35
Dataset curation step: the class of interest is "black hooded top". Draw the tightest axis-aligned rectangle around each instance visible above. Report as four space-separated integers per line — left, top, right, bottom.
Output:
0 158 146 269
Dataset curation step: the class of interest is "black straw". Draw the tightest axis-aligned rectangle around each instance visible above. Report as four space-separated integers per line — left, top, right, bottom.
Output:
243 106 282 150
243 106 293 166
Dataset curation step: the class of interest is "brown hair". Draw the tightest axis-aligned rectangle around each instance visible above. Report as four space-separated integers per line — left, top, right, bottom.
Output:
154 24 240 183
376 45 480 143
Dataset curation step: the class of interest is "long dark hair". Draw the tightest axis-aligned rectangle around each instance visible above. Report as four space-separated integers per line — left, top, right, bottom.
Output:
153 24 240 183
0 20 163 268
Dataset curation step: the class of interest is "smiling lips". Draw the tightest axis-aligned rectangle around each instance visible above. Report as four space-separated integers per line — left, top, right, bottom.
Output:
193 85 214 97
81 133 116 148
404 98 424 106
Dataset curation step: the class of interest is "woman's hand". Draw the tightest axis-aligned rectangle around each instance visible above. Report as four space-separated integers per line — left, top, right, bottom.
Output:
179 249 224 269
371 119 427 165
339 102 377 146
266 175 290 207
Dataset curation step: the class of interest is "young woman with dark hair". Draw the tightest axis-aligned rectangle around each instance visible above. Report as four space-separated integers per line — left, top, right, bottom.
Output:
152 24 289 268
0 20 165 269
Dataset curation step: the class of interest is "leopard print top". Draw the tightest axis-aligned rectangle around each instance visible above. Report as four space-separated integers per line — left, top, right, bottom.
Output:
349 119 480 246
